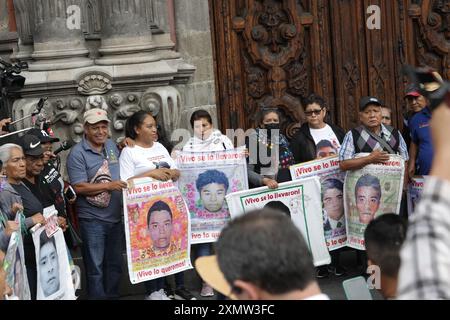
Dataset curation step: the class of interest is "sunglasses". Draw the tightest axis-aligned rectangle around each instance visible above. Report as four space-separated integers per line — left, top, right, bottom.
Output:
305 108 323 117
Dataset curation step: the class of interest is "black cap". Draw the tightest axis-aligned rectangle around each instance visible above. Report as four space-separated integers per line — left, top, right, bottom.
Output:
359 96 382 111
19 134 44 156
27 128 60 143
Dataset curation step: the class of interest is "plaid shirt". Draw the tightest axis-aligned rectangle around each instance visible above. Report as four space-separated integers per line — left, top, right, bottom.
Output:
397 177 450 299
339 124 409 161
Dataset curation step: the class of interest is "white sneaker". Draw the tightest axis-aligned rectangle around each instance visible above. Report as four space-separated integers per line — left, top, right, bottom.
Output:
200 283 215 297
159 289 171 300
145 289 171 300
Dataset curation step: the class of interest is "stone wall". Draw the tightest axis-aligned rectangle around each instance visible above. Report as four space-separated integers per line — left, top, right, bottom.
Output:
0 0 17 60
0 0 219 132
173 0 218 130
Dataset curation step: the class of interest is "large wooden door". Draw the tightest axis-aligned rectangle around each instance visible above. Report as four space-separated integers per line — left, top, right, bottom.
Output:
209 0 449 135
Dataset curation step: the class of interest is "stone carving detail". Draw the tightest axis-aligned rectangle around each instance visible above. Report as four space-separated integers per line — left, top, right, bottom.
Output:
83 0 102 39
140 87 181 136
11 0 35 60
78 73 113 95
85 96 109 111
12 86 181 143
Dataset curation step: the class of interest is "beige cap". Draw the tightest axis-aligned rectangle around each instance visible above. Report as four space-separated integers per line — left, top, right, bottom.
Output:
195 255 237 300
83 108 110 124
422 71 444 92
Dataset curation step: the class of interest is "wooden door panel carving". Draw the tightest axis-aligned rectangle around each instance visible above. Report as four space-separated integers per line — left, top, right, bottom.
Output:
210 0 449 134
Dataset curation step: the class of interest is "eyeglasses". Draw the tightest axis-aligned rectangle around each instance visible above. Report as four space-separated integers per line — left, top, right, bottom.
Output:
382 116 391 120
305 109 323 117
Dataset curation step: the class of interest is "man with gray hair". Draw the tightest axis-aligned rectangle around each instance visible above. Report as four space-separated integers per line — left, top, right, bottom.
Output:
67 108 126 299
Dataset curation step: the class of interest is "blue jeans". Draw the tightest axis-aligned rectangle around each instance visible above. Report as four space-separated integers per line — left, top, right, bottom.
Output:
79 219 123 299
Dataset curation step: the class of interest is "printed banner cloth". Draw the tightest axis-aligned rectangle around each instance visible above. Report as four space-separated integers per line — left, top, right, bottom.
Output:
32 221 76 300
226 177 331 267
123 178 192 283
290 156 346 251
3 214 30 300
175 148 248 244
407 176 425 217
344 154 405 250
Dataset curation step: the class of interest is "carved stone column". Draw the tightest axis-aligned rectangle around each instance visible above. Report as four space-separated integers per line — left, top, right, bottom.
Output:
29 0 93 71
96 0 158 65
11 0 34 61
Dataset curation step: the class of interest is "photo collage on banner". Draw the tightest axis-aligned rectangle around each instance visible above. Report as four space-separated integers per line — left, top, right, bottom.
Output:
344 154 405 250
32 208 76 300
290 156 346 251
175 148 248 244
3 213 30 300
123 178 192 284
226 177 331 267
407 176 425 217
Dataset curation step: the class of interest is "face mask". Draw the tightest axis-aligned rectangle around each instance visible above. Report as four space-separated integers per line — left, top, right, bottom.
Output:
264 123 280 131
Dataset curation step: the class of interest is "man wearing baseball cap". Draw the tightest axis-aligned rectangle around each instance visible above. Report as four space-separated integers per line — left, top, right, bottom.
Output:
339 96 409 172
338 96 409 274
66 108 126 299
14 134 65 299
402 84 427 149
26 128 70 234
405 71 443 177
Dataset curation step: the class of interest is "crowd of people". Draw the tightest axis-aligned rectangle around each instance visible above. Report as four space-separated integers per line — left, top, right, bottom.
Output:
0 70 448 300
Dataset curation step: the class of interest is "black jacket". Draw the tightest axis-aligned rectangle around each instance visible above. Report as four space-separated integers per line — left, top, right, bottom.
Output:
290 122 346 164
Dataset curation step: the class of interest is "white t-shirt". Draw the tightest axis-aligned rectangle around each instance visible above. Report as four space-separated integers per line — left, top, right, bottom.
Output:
309 124 341 151
119 142 176 181
182 129 234 152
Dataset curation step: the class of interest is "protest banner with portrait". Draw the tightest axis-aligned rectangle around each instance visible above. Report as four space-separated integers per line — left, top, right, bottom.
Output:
123 178 192 284
3 213 30 300
32 220 76 300
407 176 425 216
175 148 248 244
290 156 347 251
226 177 331 267
344 153 405 250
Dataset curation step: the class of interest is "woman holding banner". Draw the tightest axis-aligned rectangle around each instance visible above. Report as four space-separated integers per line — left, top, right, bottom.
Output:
0 143 47 299
180 110 233 297
246 108 295 189
120 111 195 301
290 94 347 279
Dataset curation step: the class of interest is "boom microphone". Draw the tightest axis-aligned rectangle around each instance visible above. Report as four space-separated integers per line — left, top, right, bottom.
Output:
54 140 75 155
